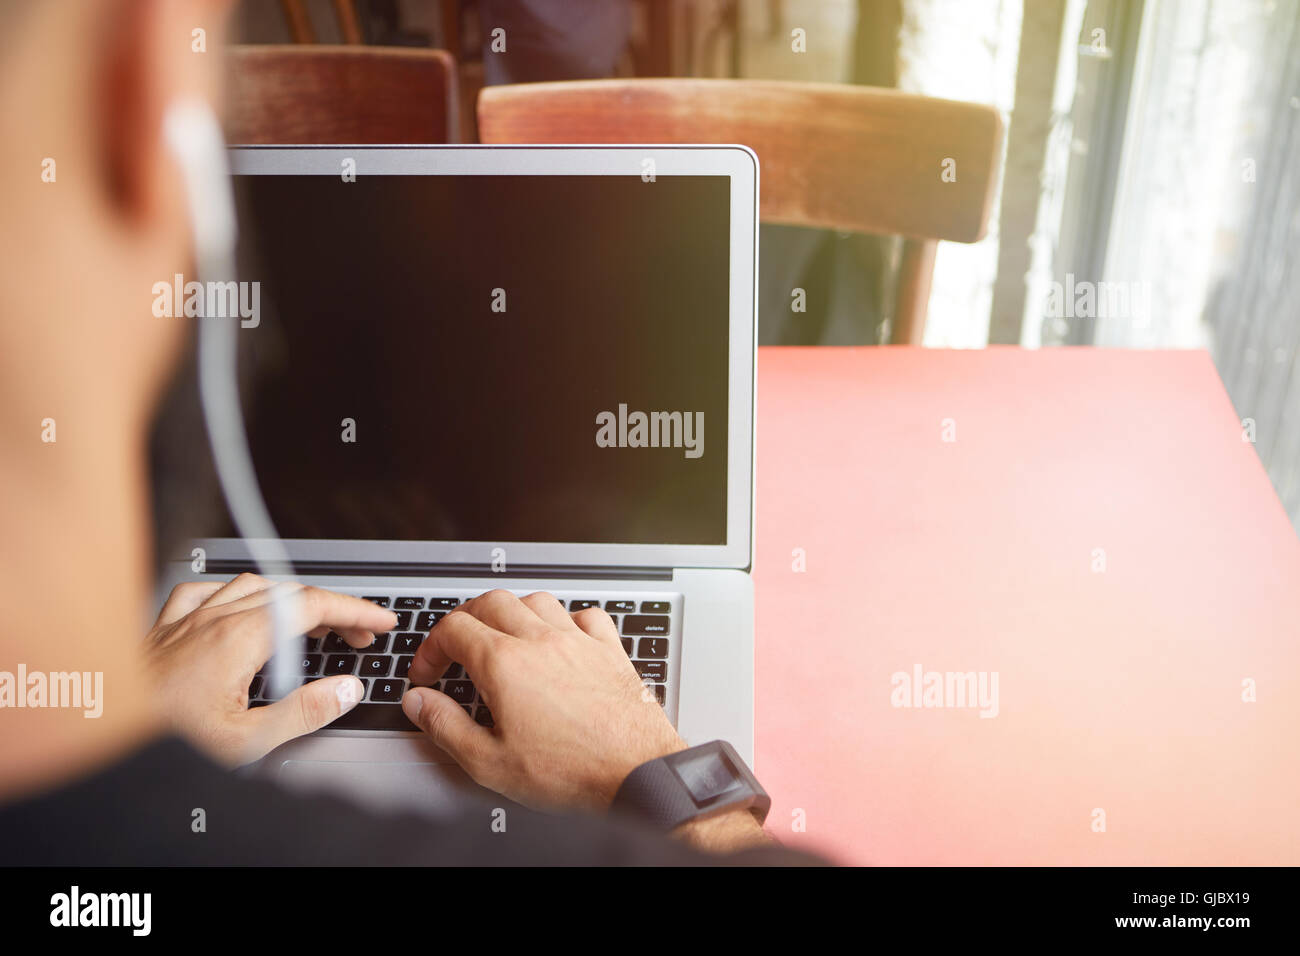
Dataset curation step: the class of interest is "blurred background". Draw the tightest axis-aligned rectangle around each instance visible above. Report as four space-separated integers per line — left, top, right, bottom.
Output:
228 0 1300 529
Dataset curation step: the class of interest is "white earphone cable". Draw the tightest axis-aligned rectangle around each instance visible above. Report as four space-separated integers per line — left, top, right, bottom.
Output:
163 101 300 760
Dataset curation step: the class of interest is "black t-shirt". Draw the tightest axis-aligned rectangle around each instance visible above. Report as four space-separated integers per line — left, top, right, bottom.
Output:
0 736 816 866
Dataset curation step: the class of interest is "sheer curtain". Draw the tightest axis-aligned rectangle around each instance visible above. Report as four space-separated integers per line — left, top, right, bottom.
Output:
1205 1 1300 528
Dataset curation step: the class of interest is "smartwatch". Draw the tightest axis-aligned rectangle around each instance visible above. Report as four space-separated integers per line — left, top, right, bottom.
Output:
611 740 771 831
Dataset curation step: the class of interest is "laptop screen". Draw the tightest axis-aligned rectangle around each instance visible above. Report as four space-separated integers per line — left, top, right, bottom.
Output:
227 173 731 547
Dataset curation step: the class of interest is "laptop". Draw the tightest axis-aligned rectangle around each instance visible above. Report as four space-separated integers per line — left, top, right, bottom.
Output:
159 145 758 814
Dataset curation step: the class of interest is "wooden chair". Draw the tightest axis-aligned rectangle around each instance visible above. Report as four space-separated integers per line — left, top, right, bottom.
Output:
477 79 1003 344
278 0 363 45
225 45 459 145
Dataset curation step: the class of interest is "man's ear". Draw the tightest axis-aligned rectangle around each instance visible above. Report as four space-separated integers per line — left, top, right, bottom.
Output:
95 0 228 229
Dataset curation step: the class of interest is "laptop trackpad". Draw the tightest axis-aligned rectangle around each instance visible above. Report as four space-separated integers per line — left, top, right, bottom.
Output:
275 759 488 818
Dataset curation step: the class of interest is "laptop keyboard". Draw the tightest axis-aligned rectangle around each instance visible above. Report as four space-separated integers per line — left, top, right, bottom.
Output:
249 592 677 732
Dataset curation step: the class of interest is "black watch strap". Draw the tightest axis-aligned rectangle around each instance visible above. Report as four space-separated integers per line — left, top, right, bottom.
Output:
611 740 770 831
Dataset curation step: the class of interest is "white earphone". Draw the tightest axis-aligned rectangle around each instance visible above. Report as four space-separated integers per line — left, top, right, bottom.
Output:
164 100 301 732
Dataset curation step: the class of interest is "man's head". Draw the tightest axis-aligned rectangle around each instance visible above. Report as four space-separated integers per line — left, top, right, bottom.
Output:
0 0 232 444
0 1 237 796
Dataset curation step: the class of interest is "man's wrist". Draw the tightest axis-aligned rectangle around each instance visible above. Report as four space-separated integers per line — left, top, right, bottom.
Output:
599 727 687 805
608 738 771 834
673 805 772 853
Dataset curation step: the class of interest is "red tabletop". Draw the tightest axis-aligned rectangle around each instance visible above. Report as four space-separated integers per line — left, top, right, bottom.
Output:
753 346 1300 864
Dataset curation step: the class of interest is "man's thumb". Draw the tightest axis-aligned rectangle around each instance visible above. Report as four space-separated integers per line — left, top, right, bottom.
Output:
246 675 363 759
402 686 481 762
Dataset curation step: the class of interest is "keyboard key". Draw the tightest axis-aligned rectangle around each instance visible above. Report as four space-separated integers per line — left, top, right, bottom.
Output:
394 655 413 678
651 684 666 705
394 597 425 610
621 637 633 656
362 596 391 607
415 611 444 631
370 679 404 702
305 636 322 652
444 680 476 705
444 663 464 679
392 633 423 654
605 600 636 613
462 704 473 716
569 599 601 610
325 655 357 675
633 660 667 682
248 675 263 699
392 611 413 630
331 703 417 732
324 633 359 653
301 654 323 676
360 655 392 677
637 638 669 659
429 598 460 609
623 615 670 636
640 601 671 614
609 615 620 631
367 633 390 654
475 705 494 728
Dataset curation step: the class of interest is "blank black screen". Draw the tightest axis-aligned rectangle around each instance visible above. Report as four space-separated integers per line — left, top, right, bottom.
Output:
230 173 730 545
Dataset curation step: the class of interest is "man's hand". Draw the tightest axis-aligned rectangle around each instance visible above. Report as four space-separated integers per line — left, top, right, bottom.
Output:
404 590 687 811
146 574 397 765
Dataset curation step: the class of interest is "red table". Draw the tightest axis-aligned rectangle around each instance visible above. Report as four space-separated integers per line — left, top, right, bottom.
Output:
753 347 1300 864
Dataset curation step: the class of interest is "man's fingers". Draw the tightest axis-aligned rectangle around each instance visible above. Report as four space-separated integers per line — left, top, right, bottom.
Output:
199 572 273 609
287 586 398 635
334 627 378 649
571 606 620 645
225 584 396 635
154 581 224 628
458 589 550 639
402 687 494 774
242 675 363 760
408 611 499 686
519 591 571 630
304 624 373 648
220 586 395 667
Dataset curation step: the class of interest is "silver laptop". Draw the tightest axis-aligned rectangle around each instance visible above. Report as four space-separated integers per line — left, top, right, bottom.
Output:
160 145 758 815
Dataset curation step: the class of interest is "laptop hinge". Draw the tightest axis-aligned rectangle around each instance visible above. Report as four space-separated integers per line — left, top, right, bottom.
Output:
202 560 674 581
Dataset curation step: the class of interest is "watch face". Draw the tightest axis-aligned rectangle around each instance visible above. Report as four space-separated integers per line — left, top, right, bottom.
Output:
673 747 744 806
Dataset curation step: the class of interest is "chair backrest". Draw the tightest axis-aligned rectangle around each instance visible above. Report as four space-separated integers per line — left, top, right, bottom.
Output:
225 45 458 145
477 79 1003 343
